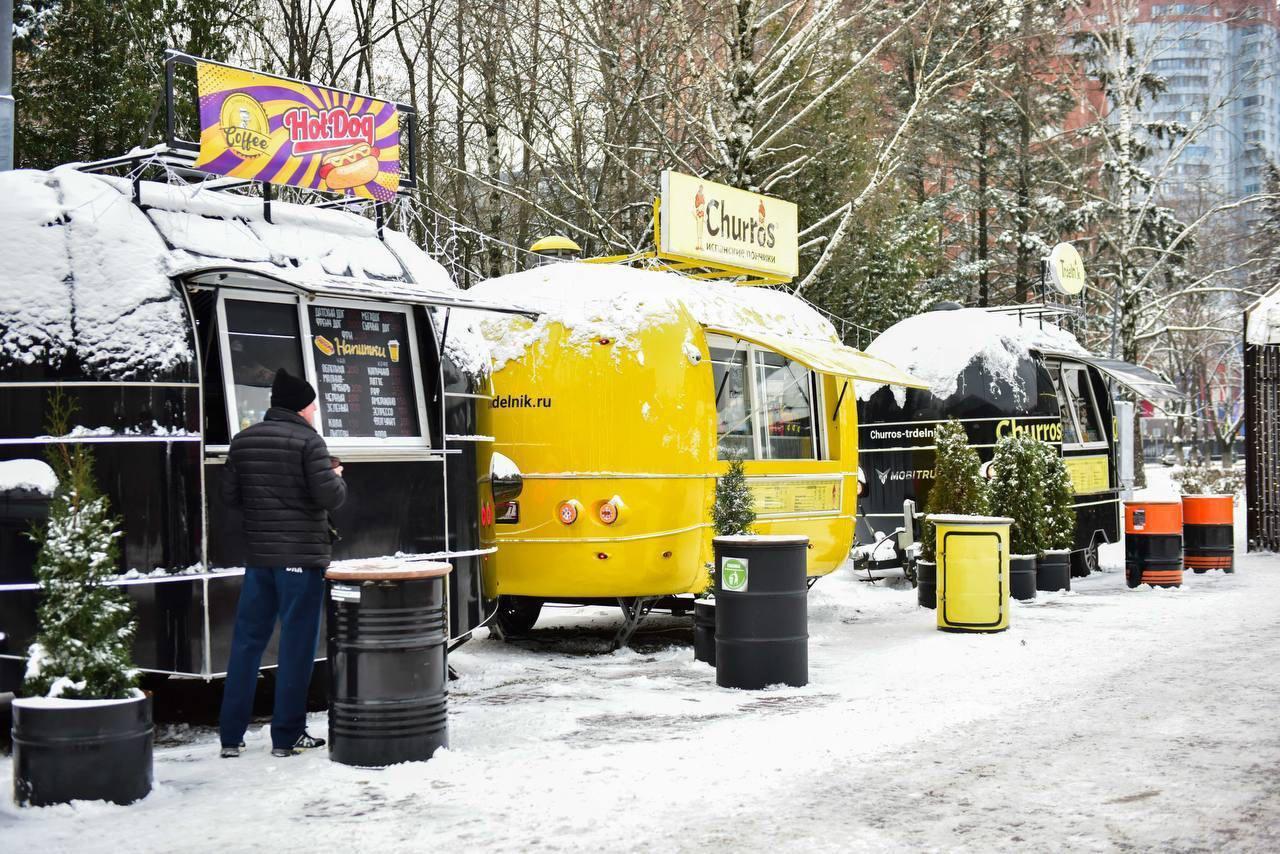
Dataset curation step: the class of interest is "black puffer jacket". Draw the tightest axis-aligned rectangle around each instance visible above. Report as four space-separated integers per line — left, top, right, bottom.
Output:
222 407 347 568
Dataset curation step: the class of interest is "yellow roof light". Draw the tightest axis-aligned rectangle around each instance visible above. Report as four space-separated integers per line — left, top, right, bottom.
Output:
530 236 582 254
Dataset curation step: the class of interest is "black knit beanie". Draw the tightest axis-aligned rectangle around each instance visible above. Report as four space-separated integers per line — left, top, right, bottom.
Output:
271 368 317 411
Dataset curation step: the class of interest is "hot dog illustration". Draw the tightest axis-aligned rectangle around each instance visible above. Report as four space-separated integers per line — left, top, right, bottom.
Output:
318 143 380 191
314 335 336 356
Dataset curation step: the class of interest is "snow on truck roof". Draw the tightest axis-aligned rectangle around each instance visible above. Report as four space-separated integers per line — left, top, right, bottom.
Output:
464 262 843 370
857 306 1088 406
1246 283 1280 346
0 167 494 379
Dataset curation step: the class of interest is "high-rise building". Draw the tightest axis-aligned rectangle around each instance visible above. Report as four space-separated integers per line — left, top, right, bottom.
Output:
1129 2 1280 206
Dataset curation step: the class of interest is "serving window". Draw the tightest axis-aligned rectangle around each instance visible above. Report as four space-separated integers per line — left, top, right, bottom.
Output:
708 335 824 461
1056 365 1106 448
215 289 430 449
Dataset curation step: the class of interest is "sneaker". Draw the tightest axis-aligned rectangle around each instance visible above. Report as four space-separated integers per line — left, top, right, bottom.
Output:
220 741 246 758
271 747 298 758
294 732 326 750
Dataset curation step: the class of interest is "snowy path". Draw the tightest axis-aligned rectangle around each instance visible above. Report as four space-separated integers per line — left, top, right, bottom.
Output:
5 509 1279 851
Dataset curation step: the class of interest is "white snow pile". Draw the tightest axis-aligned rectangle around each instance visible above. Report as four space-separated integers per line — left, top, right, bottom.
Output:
0 168 192 379
463 262 838 370
1 167 496 380
1246 286 1280 345
856 307 1088 406
0 459 58 495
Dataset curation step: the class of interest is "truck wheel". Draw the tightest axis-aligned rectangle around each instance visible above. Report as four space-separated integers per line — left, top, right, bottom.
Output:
1071 542 1099 578
494 596 543 637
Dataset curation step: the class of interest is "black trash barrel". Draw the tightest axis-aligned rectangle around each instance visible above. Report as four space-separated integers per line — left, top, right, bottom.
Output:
713 535 808 690
1037 550 1071 592
12 694 153 806
326 561 452 767
916 559 937 609
693 599 716 665
1182 495 1234 574
1009 555 1037 601
1124 502 1183 588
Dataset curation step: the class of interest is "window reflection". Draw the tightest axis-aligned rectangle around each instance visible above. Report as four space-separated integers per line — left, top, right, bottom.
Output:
755 350 815 460
1061 367 1103 444
711 345 754 458
224 299 303 434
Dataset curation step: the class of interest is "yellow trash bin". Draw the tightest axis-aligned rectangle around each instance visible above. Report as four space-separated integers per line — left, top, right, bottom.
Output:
929 514 1012 634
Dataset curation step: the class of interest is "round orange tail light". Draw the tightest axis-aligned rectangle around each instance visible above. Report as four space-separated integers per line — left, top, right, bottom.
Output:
557 500 580 525
598 500 619 525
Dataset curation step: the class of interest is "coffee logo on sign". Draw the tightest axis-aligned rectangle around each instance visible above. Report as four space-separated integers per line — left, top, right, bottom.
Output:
220 93 272 159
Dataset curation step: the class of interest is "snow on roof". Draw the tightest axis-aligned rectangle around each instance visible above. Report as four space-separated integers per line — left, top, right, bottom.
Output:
0 459 58 496
1246 285 1280 346
464 262 838 369
856 306 1088 406
2 167 494 379
0 168 191 379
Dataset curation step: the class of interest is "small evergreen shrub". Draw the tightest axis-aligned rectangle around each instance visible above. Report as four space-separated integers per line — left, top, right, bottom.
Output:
989 434 1045 555
922 420 989 562
1172 461 1243 497
713 454 756 537
24 393 138 700
1037 443 1076 552
709 455 756 593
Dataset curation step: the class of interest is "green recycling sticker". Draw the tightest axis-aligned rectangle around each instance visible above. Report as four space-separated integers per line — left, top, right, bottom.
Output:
721 557 749 592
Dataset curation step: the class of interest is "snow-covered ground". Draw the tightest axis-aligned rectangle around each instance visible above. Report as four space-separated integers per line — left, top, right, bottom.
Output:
5 469 1278 852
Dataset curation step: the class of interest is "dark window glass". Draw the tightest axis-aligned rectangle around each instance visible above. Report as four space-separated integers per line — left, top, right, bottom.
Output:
224 299 303 434
1062 367 1103 444
711 345 755 459
756 350 816 460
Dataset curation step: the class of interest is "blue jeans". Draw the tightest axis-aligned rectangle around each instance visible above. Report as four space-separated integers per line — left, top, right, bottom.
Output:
219 567 324 750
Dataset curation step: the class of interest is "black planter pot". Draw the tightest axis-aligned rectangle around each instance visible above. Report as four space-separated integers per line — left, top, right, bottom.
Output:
12 693 153 807
1010 555 1037 601
916 560 937 609
693 599 716 666
1037 550 1071 593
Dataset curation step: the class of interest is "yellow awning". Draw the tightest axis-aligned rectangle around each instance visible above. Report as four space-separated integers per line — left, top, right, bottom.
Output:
704 327 929 389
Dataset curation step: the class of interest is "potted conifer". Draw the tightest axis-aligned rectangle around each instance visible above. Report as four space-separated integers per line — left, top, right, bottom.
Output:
697 454 756 664
1036 444 1076 592
989 434 1044 601
12 394 152 807
918 421 990 609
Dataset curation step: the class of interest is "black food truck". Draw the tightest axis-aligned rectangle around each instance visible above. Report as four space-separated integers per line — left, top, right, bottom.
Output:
0 163 529 695
854 304 1181 577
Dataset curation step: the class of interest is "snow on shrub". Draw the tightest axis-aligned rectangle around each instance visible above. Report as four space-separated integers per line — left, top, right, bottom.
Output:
922 420 989 562
24 392 138 700
989 434 1045 555
1173 461 1243 497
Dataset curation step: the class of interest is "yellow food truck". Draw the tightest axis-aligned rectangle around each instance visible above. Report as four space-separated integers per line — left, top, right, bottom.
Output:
463 172 925 643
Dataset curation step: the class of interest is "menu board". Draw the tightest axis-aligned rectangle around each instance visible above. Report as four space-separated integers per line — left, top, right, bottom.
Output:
308 305 420 440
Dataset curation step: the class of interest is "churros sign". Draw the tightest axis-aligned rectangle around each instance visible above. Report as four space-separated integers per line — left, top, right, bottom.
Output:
193 61 400 201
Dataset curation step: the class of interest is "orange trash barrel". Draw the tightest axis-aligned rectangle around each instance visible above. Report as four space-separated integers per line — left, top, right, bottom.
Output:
1124 501 1183 588
1182 495 1234 574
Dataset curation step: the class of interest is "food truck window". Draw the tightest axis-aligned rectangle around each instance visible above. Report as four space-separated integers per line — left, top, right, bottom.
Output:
1061 366 1105 445
754 350 818 460
306 303 422 442
710 343 756 459
216 290 430 448
222 297 304 434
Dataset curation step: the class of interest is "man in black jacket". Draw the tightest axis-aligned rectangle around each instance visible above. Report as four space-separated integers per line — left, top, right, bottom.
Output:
218 368 347 758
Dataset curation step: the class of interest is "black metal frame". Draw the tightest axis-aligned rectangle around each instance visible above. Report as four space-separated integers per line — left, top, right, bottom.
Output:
1245 327 1280 552
163 51 419 191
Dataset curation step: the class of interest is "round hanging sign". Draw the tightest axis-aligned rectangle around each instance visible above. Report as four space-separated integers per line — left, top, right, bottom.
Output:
1047 243 1086 296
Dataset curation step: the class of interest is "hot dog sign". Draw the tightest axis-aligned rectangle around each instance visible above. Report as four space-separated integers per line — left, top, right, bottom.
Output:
193 61 400 201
